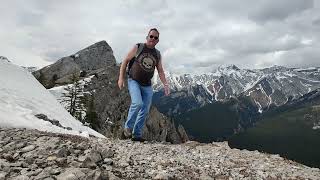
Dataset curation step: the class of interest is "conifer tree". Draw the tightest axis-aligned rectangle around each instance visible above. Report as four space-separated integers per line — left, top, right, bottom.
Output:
84 94 99 130
62 73 85 122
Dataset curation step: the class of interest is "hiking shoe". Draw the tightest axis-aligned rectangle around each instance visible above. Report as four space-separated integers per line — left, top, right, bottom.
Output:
123 128 132 139
131 136 146 142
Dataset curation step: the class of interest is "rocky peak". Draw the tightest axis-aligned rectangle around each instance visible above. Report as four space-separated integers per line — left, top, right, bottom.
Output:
78 40 113 53
73 40 116 71
217 64 240 72
262 65 290 73
33 40 116 88
0 56 10 63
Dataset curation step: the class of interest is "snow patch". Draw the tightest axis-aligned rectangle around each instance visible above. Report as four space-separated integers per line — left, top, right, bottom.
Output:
0 60 104 138
313 126 320 130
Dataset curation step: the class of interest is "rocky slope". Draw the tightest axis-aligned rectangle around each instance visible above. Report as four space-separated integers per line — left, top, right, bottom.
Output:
33 41 187 143
1 128 320 180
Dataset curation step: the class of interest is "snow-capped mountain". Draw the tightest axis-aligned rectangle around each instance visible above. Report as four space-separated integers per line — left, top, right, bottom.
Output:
0 58 104 138
153 65 261 94
153 64 320 116
21 66 39 73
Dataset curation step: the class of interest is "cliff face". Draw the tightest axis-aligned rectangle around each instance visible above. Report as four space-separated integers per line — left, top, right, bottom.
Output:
33 41 187 143
1 128 319 179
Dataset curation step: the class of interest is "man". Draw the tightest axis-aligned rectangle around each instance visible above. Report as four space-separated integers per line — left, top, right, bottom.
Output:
118 28 170 142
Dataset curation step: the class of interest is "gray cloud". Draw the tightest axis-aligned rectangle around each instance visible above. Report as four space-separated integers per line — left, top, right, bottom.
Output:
313 18 320 25
0 0 320 73
249 0 314 23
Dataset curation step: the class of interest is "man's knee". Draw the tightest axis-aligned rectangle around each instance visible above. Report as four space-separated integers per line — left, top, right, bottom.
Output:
131 101 143 109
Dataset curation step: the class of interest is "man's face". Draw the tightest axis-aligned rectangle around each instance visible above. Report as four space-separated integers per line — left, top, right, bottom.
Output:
146 30 159 47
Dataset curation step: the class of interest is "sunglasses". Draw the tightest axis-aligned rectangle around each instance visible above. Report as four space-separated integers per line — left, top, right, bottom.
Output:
149 35 159 40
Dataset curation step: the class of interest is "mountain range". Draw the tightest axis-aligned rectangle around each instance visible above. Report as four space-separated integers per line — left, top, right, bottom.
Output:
153 64 320 116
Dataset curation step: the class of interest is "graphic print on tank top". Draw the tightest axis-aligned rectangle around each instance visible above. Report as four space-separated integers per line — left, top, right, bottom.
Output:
137 53 157 72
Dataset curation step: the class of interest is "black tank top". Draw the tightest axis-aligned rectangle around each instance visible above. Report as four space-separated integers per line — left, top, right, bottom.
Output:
129 44 160 86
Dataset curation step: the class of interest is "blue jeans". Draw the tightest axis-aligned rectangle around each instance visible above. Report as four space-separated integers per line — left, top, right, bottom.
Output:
125 79 153 138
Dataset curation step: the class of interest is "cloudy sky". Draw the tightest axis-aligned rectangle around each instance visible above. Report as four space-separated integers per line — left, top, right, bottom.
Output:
1 0 320 74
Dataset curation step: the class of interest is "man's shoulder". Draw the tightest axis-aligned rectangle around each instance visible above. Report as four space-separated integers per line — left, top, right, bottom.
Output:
136 43 144 47
155 48 161 60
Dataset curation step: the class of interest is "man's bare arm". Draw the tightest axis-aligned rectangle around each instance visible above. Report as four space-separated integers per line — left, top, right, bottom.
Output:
118 45 138 89
156 59 170 95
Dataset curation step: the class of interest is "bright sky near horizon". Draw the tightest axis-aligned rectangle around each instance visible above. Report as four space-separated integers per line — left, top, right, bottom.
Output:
1 0 320 74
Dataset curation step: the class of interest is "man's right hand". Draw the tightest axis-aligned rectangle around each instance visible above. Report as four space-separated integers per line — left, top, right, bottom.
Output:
164 85 170 96
118 78 125 90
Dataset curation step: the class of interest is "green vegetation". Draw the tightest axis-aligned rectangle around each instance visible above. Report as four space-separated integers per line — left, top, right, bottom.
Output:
84 94 99 130
176 101 239 143
62 74 83 118
228 106 320 168
174 92 320 167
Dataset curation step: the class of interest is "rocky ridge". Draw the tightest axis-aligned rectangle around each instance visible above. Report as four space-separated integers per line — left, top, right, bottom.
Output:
1 128 319 180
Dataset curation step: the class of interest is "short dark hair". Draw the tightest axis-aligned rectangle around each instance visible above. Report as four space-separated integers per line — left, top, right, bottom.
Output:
148 28 160 36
